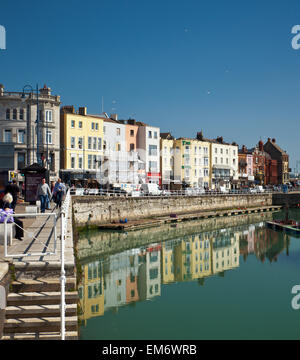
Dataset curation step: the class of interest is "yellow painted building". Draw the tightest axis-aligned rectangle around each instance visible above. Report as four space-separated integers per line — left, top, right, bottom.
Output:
173 138 211 188
174 234 212 282
160 133 175 188
60 106 104 180
78 261 105 325
161 241 175 284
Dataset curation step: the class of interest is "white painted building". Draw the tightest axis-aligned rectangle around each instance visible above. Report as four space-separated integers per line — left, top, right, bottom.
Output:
209 137 238 190
137 123 160 184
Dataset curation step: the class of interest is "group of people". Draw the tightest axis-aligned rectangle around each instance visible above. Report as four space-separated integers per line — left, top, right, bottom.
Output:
0 178 66 242
36 178 66 213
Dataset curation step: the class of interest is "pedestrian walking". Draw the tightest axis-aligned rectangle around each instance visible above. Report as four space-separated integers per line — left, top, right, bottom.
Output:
36 178 52 213
52 178 66 208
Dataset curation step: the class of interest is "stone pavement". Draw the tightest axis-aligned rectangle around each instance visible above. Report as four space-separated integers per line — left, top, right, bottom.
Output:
0 201 75 279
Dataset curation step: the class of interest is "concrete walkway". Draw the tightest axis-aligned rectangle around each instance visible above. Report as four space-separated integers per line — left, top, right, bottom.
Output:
0 201 75 279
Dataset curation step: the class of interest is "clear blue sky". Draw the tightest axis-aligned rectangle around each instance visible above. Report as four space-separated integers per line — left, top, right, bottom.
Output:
1 0 300 169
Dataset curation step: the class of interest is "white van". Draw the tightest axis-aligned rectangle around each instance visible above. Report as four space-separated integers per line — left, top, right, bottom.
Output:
140 183 162 196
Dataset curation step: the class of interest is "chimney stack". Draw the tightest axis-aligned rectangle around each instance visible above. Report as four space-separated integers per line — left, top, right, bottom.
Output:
79 107 87 116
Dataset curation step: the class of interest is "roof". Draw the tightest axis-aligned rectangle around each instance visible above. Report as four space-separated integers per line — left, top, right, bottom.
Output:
160 132 174 140
264 140 288 155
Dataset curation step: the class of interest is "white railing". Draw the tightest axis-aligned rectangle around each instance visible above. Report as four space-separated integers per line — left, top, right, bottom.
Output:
3 189 72 341
59 189 71 341
70 188 295 197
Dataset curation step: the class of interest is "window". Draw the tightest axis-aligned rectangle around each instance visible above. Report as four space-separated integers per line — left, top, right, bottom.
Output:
20 109 24 120
88 155 92 169
88 137 92 150
13 109 17 120
78 156 83 169
70 136 75 149
45 110 52 122
116 128 120 136
130 143 135 151
154 131 158 139
215 157 217 164
215 148 218 154
148 131 152 138
71 155 76 169
17 153 25 170
91 122 95 130
95 123 98 131
93 137 97 150
71 120 75 128
4 129 12 142
93 155 97 169
17 129 25 144
116 143 121 151
130 129 134 136
78 137 83 149
46 130 52 144
98 138 102 150
6 109 10 120
149 161 157 172
103 126 106 134
79 121 82 129
149 145 157 156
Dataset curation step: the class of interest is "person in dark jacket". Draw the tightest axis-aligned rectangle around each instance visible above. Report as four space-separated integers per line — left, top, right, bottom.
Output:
5 179 20 211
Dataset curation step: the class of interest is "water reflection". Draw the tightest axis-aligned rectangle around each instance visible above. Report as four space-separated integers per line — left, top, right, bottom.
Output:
78 220 289 325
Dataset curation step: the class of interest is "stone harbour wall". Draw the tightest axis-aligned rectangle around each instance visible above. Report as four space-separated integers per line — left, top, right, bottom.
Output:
72 194 273 227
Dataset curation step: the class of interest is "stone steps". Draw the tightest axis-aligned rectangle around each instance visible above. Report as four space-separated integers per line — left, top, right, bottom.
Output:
7 291 79 306
3 316 78 334
2 331 78 340
11 277 76 293
5 303 77 319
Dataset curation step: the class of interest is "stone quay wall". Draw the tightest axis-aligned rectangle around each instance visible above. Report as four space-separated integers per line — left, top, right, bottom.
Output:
72 194 273 227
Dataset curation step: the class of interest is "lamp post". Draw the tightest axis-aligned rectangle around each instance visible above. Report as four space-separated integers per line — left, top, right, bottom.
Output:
22 84 40 166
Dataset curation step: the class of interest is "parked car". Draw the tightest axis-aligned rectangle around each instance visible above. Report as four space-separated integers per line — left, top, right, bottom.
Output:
140 183 162 196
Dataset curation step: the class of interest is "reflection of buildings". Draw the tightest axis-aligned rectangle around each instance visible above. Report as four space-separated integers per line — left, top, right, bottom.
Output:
78 260 104 324
239 224 289 263
173 233 212 282
138 244 161 300
211 229 240 274
79 223 282 324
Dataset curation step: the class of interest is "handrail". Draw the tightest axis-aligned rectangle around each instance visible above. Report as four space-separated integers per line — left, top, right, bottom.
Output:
60 189 71 340
70 187 297 197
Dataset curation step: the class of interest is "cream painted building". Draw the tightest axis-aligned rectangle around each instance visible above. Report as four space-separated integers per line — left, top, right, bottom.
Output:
173 137 211 189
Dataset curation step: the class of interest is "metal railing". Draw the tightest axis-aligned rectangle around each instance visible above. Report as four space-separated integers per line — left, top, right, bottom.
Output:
70 187 299 197
59 189 71 341
3 189 72 340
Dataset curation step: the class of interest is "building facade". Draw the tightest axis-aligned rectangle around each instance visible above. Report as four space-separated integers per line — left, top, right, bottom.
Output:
0 84 61 181
137 123 160 184
172 137 211 189
209 137 238 190
60 106 104 183
264 138 290 184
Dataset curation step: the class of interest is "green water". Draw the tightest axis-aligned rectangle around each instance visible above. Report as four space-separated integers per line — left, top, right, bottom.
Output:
77 210 300 340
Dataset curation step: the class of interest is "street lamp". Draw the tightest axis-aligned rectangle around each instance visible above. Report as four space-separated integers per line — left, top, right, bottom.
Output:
21 84 40 166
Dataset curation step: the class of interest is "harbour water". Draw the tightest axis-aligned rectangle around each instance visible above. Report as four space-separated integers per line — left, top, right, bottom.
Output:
77 210 300 340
